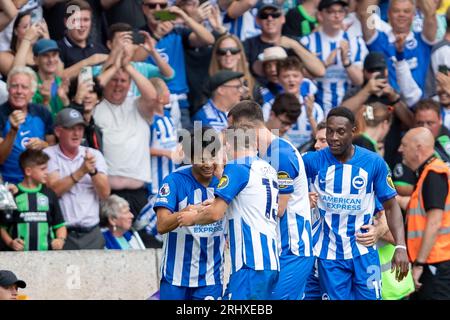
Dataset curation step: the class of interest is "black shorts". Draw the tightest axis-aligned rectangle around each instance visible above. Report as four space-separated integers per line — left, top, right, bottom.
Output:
411 260 450 300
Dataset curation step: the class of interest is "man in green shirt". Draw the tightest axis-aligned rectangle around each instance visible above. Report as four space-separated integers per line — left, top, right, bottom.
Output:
32 39 68 118
283 0 319 38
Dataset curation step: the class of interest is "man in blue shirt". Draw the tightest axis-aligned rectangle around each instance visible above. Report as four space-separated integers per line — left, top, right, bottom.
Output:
0 66 54 184
360 0 438 93
139 0 214 129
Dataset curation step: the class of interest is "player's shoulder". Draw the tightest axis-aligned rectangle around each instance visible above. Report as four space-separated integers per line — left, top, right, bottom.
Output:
354 145 383 162
252 156 278 176
170 165 194 181
354 146 387 169
302 147 328 162
276 138 301 159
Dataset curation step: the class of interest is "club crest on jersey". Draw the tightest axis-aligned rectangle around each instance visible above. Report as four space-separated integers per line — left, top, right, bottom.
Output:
393 163 404 178
277 171 293 189
217 175 229 189
405 37 417 50
352 175 367 190
159 183 170 196
20 137 31 149
387 174 395 190
37 195 48 208
445 142 450 155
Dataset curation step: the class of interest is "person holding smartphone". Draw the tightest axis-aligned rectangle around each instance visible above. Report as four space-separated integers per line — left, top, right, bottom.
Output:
341 52 416 200
139 0 215 130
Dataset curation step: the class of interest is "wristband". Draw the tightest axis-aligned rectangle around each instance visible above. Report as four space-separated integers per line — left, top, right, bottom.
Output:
394 245 407 251
390 96 401 105
343 61 352 68
88 168 98 177
413 260 426 267
151 33 160 41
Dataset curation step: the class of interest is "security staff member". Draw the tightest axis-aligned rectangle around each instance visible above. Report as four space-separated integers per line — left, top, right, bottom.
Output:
399 127 450 299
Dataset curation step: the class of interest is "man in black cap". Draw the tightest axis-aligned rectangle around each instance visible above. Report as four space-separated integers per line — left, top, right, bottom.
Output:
192 70 246 132
243 0 325 85
0 270 26 300
342 52 397 109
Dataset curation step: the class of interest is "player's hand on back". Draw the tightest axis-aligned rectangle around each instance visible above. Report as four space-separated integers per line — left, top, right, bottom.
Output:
356 224 378 247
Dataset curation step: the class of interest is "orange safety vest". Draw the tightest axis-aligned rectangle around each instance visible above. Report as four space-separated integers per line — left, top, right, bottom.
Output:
407 158 450 264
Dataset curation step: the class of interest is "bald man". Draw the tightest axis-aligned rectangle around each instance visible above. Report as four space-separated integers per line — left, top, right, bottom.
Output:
399 127 450 300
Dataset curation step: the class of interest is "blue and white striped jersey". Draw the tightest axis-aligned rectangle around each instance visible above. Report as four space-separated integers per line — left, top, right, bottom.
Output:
441 106 450 132
154 166 225 287
222 8 261 41
302 146 397 260
261 78 318 118
262 138 312 257
263 92 324 149
150 114 178 195
300 29 368 115
192 99 228 132
215 156 280 273
302 151 323 258
285 95 324 149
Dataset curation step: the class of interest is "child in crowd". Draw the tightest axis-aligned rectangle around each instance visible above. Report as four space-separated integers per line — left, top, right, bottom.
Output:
263 56 324 149
0 149 66 251
148 78 182 196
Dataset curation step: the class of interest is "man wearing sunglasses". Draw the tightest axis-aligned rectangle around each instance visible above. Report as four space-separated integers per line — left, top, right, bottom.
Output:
192 70 246 132
244 0 326 86
139 0 214 130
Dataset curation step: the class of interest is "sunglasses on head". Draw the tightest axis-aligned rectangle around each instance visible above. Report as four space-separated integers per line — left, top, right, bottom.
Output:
216 47 241 56
258 11 282 20
144 2 168 9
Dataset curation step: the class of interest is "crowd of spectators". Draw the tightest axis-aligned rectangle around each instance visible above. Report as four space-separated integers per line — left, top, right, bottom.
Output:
0 0 450 298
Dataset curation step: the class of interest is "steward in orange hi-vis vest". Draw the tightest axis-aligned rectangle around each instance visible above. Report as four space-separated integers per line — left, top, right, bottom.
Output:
406 158 450 264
